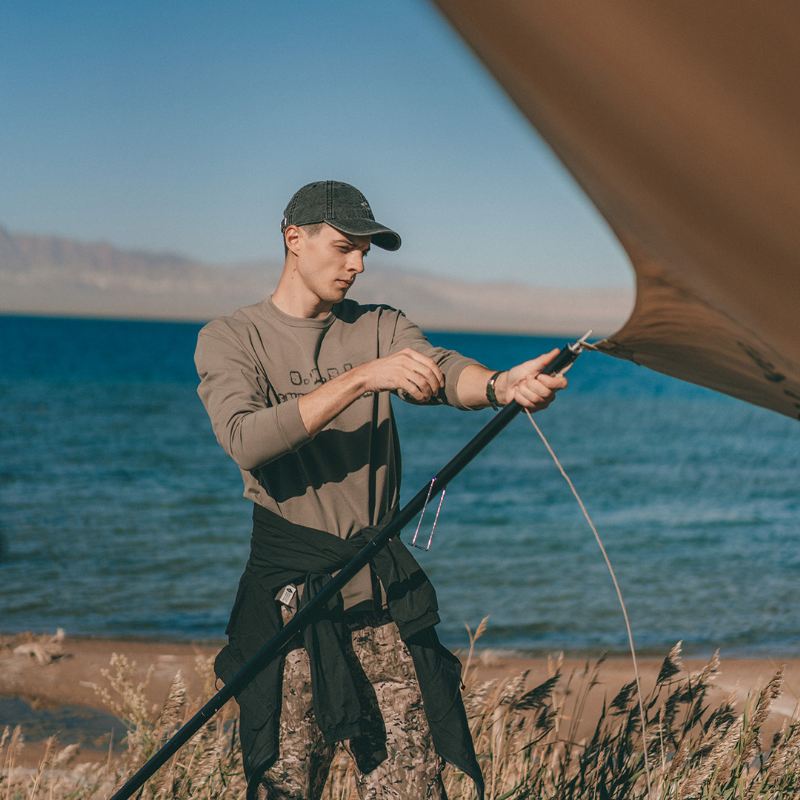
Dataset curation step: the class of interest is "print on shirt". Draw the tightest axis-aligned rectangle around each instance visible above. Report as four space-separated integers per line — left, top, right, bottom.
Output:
277 363 353 401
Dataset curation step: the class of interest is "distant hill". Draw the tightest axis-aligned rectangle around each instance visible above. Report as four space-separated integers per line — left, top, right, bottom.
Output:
0 225 633 335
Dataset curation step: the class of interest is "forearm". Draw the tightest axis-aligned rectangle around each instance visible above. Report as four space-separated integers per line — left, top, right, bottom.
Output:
457 349 567 411
455 364 509 409
297 366 369 437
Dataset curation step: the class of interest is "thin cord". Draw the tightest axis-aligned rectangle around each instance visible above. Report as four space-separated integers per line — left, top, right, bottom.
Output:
523 409 653 796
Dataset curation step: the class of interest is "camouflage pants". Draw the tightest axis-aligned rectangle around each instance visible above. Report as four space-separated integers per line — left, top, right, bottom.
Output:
258 607 446 800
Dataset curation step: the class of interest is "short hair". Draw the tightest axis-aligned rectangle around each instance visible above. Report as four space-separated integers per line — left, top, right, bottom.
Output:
283 222 325 257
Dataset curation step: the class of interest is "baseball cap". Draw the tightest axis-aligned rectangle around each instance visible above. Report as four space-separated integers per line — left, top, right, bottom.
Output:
281 180 401 251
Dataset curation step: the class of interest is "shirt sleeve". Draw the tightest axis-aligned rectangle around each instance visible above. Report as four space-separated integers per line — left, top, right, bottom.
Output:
384 309 485 409
194 326 311 471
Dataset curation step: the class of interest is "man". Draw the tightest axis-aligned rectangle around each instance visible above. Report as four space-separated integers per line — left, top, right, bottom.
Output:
194 180 567 800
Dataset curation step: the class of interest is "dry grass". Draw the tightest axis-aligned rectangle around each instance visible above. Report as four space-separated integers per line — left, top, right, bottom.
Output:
1 622 799 799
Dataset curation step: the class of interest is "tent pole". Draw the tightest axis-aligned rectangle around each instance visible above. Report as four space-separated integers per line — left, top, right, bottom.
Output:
109 339 584 800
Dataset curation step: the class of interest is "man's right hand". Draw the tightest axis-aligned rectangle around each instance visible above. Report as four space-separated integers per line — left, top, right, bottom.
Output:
298 349 444 438
356 348 445 403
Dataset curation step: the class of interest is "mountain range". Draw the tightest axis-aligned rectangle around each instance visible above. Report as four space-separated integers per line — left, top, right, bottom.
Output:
0 225 633 335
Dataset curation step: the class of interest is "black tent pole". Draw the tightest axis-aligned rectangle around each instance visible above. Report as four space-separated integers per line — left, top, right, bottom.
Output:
109 337 587 800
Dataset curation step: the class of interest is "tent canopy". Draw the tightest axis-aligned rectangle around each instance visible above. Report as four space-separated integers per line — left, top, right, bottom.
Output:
434 0 800 419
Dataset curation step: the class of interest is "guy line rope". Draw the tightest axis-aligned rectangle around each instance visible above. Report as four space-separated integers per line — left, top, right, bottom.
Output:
408 346 653 795
522 407 652 795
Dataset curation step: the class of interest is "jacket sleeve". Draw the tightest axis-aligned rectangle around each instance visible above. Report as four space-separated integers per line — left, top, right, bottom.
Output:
194 327 311 470
383 308 484 409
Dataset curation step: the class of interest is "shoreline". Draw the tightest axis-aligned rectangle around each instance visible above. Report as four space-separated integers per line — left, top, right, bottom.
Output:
3 630 799 769
6 627 798 660
0 308 606 338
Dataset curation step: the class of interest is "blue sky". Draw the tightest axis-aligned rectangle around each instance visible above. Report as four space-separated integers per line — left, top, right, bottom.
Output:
1 0 632 288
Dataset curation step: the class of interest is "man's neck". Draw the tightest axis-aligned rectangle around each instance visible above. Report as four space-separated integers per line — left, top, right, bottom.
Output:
271 269 332 320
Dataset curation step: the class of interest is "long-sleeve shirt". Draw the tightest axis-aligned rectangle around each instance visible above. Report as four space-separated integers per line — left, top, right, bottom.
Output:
194 294 481 609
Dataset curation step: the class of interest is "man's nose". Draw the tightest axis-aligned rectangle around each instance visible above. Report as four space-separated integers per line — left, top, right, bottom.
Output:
349 252 366 273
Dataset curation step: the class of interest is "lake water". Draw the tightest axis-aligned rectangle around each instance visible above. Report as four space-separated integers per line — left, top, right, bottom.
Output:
1 313 798 657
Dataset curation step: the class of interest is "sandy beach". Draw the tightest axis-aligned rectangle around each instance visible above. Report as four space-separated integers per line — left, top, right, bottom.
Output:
2 630 798 771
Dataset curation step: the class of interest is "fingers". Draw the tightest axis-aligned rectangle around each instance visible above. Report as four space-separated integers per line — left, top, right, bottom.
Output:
520 348 560 374
513 378 553 409
502 347 569 410
400 349 445 390
408 362 443 397
397 349 444 398
537 372 568 390
400 375 434 402
512 371 567 410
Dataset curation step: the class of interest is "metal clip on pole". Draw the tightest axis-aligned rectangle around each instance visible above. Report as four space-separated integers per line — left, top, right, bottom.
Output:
410 477 446 550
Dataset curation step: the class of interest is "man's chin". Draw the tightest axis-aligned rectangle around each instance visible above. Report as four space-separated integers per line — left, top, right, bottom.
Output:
331 283 351 299
316 289 347 307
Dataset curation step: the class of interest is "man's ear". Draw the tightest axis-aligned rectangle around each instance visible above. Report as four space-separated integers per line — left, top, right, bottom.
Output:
284 225 302 257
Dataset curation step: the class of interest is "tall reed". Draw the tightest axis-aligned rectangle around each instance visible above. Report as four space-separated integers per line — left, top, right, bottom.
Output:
1 624 797 799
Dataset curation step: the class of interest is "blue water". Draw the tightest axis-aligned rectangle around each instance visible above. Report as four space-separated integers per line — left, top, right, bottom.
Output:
1 314 798 657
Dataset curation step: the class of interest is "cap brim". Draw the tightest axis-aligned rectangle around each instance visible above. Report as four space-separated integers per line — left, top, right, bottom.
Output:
325 218 401 251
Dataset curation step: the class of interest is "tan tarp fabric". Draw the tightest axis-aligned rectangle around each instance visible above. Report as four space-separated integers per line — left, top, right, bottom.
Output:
433 1 800 419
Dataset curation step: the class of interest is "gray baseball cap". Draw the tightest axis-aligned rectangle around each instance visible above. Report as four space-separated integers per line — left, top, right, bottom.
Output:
280 180 401 251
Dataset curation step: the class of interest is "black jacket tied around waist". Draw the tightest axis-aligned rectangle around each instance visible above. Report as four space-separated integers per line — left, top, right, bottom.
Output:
214 502 484 800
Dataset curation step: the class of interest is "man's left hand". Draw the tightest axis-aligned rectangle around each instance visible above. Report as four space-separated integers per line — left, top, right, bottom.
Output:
495 348 568 410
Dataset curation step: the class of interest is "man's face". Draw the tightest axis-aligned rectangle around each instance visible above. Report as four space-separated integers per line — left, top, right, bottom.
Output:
292 223 371 304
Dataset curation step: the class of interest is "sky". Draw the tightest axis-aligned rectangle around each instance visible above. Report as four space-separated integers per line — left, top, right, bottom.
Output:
0 0 632 289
